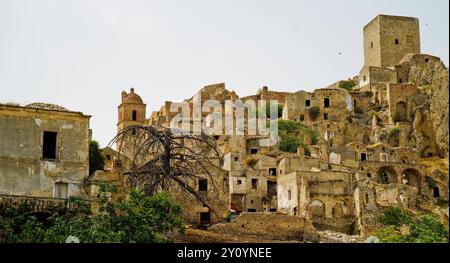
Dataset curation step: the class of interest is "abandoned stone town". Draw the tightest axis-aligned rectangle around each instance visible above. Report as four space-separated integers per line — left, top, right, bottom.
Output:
0 14 448 243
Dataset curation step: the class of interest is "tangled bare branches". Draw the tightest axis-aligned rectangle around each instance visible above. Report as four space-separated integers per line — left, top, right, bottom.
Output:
108 125 223 211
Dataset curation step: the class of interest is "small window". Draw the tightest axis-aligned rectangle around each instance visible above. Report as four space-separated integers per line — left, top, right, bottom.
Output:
288 190 292 200
106 154 111 161
198 179 208 191
395 39 399 45
234 157 239 162
367 173 371 178
213 135 220 140
353 100 357 108
251 179 258 190
324 98 330 108
399 78 403 83
250 200 254 204
132 110 137 121
361 153 367 161
250 148 258 155
43 131 57 160
305 100 311 107
200 212 211 225
269 168 277 176
433 187 440 198
237 179 242 185
370 41 374 49
324 113 329 120
54 182 69 199
363 75 367 82
425 58 429 63
247 209 257 213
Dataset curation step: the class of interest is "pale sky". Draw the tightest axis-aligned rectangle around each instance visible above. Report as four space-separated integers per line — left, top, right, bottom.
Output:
1 0 448 147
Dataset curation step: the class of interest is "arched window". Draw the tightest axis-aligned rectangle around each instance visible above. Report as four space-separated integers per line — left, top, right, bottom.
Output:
132 110 137 121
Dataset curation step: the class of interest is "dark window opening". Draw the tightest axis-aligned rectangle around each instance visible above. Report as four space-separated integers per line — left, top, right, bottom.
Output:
361 153 367 161
324 113 329 120
353 100 357 108
363 75 367 82
237 179 242 185
234 157 239 162
269 168 277 176
269 208 277 212
433 187 440 198
425 58 429 63
198 179 208 191
132 110 137 121
288 190 292 200
399 78 403 83
370 42 374 49
200 212 211 225
305 100 311 107
132 129 136 135
247 209 257 213
365 193 369 204
300 115 305 122
395 39 399 45
250 200 254 204
213 135 220 140
427 152 433 158
251 179 258 190
106 154 111 161
250 148 258 155
43 131 57 160
324 98 330 108
367 173 371 178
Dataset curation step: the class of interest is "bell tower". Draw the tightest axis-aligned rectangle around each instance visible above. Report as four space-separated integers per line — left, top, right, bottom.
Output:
117 87 146 134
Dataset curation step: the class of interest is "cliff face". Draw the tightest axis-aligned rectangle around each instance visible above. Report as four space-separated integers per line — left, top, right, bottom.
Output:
399 54 449 159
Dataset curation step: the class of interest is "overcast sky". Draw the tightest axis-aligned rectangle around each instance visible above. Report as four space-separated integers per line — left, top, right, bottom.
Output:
1 0 448 147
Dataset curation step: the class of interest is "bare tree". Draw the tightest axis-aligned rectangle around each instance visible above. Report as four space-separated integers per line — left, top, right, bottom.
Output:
108 125 224 213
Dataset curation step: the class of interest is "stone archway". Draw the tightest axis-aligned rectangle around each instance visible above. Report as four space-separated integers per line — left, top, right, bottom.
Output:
403 168 422 192
309 199 325 218
378 166 398 184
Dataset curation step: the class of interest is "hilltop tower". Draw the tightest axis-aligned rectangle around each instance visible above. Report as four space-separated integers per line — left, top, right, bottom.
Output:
117 87 146 133
364 15 421 68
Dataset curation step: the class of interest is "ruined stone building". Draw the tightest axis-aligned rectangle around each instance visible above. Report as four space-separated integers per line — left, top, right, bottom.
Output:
0 103 91 209
110 14 448 239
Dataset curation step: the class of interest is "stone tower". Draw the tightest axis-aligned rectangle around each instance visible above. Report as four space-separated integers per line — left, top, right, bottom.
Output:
364 15 420 68
117 87 146 134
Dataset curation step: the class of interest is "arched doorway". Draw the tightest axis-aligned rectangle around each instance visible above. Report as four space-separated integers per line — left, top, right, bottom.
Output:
378 166 398 184
403 168 422 192
309 199 325 218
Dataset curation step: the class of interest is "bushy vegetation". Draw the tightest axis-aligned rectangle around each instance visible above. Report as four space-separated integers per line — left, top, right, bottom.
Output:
387 128 401 146
373 207 448 243
0 183 183 243
339 80 357 91
89 140 105 175
275 120 316 154
308 106 320 121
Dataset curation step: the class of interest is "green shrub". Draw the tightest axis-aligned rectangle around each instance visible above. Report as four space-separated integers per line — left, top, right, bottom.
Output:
378 207 413 226
409 215 449 243
279 137 302 153
278 120 302 134
373 225 408 243
339 80 357 91
308 106 320 120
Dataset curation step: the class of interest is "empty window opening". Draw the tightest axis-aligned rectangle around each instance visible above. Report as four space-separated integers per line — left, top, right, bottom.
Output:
305 100 311 107
213 135 220 140
288 190 292 200
353 100 357 108
200 212 211 226
247 209 257 213
294 207 298 215
54 182 68 199
250 148 258 155
361 153 367 161
250 200 254 204
425 58 429 63
399 78 403 83
300 115 305 122
132 129 136 135
237 179 242 185
106 154 111 161
269 208 277 212
198 179 208 191
324 98 330 108
427 152 433 158
234 157 239 162
370 41 374 49
251 179 258 190
433 187 440 198
132 110 137 121
269 168 277 176
43 131 57 160
367 173 372 178
365 193 369 204
324 113 329 120
395 39 399 45
363 75 367 82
